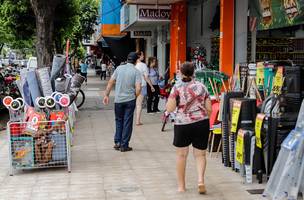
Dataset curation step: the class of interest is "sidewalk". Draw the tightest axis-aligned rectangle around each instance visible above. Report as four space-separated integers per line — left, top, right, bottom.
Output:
0 70 265 200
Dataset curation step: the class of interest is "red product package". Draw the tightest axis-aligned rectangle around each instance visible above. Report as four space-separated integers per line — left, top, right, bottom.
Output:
50 111 66 122
26 111 46 132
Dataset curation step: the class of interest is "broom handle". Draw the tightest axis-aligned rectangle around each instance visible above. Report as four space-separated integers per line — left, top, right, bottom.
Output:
209 78 218 101
221 78 227 92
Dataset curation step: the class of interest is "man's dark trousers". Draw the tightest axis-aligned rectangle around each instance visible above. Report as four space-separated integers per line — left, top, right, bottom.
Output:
114 99 136 148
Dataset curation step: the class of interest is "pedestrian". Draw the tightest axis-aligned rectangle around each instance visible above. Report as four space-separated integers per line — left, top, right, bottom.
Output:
79 59 88 85
135 51 155 125
96 57 101 76
166 62 212 194
147 57 161 113
103 52 142 152
101 62 107 80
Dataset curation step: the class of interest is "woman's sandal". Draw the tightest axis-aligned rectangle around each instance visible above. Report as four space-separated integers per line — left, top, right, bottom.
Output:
198 184 206 194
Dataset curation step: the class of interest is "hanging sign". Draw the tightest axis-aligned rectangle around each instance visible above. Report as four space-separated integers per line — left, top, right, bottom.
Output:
131 31 152 38
258 0 304 30
138 5 171 21
272 66 284 95
236 129 245 164
255 113 266 149
231 100 242 133
256 62 265 88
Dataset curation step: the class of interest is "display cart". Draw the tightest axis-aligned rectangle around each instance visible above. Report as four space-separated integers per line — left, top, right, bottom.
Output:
7 120 72 175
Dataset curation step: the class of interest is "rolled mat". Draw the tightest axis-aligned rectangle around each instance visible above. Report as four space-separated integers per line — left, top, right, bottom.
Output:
36 67 53 97
70 73 85 89
26 71 41 106
22 81 33 106
55 77 66 93
64 74 72 93
51 54 66 88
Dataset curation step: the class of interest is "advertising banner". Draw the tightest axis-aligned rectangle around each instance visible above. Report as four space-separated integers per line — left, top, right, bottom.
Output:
258 0 304 30
101 0 123 36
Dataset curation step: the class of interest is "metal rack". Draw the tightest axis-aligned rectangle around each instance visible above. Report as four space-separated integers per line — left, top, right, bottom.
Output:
7 120 71 175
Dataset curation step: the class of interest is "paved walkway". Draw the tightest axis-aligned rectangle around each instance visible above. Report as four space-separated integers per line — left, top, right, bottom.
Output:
0 70 265 200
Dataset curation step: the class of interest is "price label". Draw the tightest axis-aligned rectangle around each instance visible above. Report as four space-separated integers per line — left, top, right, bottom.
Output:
256 62 265 87
272 67 284 95
236 129 245 164
230 100 242 133
255 114 265 149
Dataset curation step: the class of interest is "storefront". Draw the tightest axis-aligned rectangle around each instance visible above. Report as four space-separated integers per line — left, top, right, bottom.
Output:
120 4 171 75
187 0 220 70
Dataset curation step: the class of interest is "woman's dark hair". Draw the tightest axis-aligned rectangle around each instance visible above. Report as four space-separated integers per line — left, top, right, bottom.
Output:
180 62 194 82
147 57 157 68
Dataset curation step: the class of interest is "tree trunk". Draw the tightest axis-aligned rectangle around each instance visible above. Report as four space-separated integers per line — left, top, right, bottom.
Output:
0 44 4 55
55 38 63 54
30 0 60 68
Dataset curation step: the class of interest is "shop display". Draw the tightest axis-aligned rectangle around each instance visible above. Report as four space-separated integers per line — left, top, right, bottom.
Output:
263 99 304 200
253 38 304 66
189 46 207 70
214 58 303 198
195 69 228 96
3 53 85 175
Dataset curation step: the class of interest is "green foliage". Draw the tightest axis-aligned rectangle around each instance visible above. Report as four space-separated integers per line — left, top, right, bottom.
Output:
0 0 98 57
75 45 86 59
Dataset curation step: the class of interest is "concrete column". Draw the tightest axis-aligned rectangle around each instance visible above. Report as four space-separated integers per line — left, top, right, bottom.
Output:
220 0 234 76
170 1 187 78
235 0 249 64
157 26 166 76
146 38 153 59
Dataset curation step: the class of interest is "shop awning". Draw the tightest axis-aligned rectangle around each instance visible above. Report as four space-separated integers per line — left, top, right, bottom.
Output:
125 0 182 4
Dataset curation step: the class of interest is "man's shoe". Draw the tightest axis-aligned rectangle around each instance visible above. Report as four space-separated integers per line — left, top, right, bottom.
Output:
120 147 133 152
113 143 120 150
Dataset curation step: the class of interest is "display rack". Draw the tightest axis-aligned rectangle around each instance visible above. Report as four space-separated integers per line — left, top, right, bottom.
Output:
7 120 71 175
248 37 304 65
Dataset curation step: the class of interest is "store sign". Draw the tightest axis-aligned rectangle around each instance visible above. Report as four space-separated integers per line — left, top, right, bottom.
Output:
131 31 152 38
258 0 304 30
138 6 171 21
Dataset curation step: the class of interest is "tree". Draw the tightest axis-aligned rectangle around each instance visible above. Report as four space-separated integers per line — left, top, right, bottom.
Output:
30 0 61 67
0 0 98 65
0 0 35 57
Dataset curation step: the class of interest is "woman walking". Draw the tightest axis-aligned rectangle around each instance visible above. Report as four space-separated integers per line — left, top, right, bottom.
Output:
147 57 161 113
166 62 212 194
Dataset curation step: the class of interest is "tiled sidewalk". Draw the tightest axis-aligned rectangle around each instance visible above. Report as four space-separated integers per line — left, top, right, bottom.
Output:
0 72 265 200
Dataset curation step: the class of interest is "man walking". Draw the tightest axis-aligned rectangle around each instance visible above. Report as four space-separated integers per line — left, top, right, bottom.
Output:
103 52 142 152
135 51 155 126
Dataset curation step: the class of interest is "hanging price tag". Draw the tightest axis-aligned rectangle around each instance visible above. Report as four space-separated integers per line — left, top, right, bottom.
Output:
231 100 242 133
255 114 265 149
272 67 284 95
256 62 265 88
236 129 245 164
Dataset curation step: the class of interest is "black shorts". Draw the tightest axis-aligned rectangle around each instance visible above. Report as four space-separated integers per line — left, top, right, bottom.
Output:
173 119 210 150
